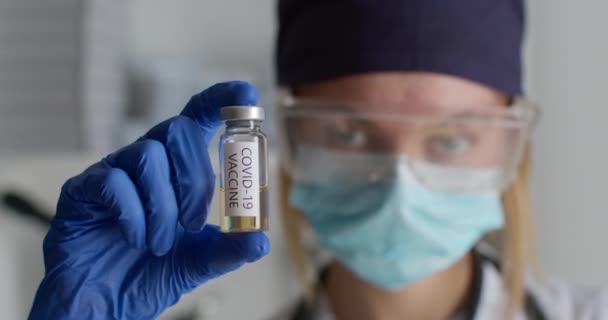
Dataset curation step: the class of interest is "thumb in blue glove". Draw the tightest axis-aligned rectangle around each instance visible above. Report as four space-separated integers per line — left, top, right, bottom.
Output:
29 81 270 320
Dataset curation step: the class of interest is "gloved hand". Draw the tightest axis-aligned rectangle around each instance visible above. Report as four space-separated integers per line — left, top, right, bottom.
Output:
29 81 270 320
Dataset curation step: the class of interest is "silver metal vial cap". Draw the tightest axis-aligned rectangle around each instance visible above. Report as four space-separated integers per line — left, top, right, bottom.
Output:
220 106 264 121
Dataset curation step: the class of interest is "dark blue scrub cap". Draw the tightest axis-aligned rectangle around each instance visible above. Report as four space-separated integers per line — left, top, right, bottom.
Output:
276 0 525 95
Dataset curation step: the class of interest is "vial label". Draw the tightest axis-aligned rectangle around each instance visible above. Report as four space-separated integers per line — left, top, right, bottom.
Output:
222 141 260 217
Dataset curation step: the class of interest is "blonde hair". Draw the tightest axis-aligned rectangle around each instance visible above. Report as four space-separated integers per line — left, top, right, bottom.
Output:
279 147 536 317
501 146 536 317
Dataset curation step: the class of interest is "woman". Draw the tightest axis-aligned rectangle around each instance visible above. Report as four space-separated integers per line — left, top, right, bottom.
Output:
276 0 606 318
29 0 606 319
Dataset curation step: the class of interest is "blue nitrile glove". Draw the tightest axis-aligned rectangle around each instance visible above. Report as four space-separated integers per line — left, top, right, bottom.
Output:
29 81 270 320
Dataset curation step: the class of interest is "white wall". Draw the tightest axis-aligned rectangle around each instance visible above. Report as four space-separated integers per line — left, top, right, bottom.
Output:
126 0 278 141
126 0 274 92
127 0 274 65
526 0 608 286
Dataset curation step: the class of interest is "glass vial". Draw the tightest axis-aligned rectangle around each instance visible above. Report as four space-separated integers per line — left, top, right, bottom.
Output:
219 105 269 232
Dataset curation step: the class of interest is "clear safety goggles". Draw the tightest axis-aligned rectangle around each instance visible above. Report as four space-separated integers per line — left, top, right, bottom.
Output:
277 92 540 193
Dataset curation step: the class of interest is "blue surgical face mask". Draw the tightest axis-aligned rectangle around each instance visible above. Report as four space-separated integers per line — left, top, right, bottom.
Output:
289 147 504 290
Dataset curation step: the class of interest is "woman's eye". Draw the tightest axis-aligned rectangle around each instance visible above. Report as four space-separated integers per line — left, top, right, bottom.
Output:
425 133 474 160
326 120 368 148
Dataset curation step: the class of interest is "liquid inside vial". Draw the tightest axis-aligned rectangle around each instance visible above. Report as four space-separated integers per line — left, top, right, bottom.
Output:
220 186 269 231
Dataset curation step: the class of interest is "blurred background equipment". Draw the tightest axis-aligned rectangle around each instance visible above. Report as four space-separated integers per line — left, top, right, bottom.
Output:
1 190 52 225
0 0 127 153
